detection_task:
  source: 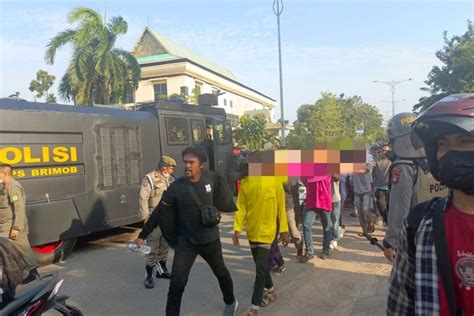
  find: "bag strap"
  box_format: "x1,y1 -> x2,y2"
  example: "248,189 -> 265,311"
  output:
187,181 -> 203,207
406,197 -> 440,257
432,203 -> 458,316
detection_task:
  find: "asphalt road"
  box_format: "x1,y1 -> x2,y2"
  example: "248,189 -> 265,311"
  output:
40,209 -> 392,316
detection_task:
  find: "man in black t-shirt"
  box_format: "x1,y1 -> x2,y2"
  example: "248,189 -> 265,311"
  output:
136,145 -> 238,316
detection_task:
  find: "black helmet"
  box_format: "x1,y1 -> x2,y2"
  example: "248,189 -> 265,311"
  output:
386,112 -> 425,158
411,93 -> 474,179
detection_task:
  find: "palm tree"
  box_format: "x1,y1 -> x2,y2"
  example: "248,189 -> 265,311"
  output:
45,7 -> 140,105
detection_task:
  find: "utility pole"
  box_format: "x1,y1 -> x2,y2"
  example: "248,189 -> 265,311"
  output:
372,78 -> 412,117
273,0 -> 285,147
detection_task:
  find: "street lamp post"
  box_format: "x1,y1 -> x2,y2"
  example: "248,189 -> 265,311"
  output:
273,0 -> 285,147
372,78 -> 412,117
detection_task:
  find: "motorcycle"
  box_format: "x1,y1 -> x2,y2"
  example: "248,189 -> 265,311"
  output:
0,272 -> 82,316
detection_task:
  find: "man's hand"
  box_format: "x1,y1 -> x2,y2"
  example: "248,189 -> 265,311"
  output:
280,232 -> 290,247
384,247 -> 395,262
135,238 -> 144,248
9,229 -> 19,239
233,231 -> 240,247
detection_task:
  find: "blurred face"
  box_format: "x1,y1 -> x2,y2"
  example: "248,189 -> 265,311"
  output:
183,154 -> 203,179
436,133 -> 474,160
166,166 -> 175,175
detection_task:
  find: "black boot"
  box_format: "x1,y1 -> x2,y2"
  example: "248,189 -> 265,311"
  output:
156,260 -> 171,279
22,268 -> 40,284
144,265 -> 155,289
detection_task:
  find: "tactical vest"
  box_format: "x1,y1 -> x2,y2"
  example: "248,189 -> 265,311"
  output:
146,174 -> 170,210
388,159 -> 448,210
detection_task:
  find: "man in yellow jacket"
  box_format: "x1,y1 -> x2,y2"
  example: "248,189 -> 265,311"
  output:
233,175 -> 289,316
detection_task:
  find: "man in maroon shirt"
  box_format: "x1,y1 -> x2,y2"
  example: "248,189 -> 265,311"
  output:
387,94 -> 474,315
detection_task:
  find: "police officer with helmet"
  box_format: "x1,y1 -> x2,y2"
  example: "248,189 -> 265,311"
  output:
0,164 -> 40,283
388,94 -> 474,315
139,156 -> 176,289
382,112 -> 448,262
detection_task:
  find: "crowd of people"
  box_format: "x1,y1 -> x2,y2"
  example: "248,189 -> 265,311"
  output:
134,93 -> 473,316
1,93 -> 473,315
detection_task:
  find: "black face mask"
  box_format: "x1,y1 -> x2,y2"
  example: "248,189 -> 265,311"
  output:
437,150 -> 474,195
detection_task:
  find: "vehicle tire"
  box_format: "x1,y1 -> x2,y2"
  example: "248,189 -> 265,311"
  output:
65,304 -> 83,316
32,238 -> 77,266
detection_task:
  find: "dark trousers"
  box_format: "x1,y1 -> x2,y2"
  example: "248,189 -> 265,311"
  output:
166,239 -> 235,316
251,246 -> 274,307
375,189 -> 388,217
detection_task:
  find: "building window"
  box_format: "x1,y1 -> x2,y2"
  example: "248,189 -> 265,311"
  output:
230,100 -> 233,108
180,86 -> 189,97
165,117 -> 189,145
223,99 -> 227,106
194,82 -> 203,95
227,114 -> 239,128
154,82 -> 167,101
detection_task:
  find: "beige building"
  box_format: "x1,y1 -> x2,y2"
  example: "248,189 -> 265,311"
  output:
131,27 -> 276,126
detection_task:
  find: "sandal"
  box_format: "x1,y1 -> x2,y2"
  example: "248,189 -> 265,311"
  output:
260,291 -> 277,307
247,309 -> 258,316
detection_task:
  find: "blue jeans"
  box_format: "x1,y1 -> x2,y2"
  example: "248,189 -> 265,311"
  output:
317,210 -> 332,255
303,209 -> 332,255
303,210 -> 316,255
331,201 -> 341,241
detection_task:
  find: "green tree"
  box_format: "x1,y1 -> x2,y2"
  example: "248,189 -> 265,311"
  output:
234,115 -> 268,150
29,69 -> 56,102
288,93 -> 384,148
47,94 -> 57,103
186,88 -> 200,105
45,7 -> 141,105
414,20 -> 474,111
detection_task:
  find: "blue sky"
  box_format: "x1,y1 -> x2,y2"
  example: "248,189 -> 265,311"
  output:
1,0 -> 472,123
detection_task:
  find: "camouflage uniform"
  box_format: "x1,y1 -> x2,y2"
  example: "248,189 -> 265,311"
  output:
0,179 -> 37,272
140,170 -> 174,266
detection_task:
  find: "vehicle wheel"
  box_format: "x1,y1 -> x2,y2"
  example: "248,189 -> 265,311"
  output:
65,304 -> 83,316
32,238 -> 77,266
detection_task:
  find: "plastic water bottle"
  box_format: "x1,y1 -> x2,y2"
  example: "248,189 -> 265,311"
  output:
127,242 -> 151,255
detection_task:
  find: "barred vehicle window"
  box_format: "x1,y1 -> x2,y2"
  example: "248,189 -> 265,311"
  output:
97,125 -> 142,189
165,117 -> 189,145
191,119 -> 205,143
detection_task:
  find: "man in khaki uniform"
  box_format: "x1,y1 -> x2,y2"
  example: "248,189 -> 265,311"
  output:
140,156 -> 176,289
0,164 -> 39,283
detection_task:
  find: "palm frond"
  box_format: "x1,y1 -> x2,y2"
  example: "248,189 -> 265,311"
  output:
45,29 -> 76,64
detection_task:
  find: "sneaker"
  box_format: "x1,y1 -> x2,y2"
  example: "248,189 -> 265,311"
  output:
320,252 -> 329,260
156,261 -> 171,279
329,240 -> 338,250
223,299 -> 239,316
273,264 -> 287,275
338,226 -> 346,240
299,253 -> 314,263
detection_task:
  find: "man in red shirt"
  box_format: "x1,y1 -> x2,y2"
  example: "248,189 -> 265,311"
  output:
387,94 -> 474,315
